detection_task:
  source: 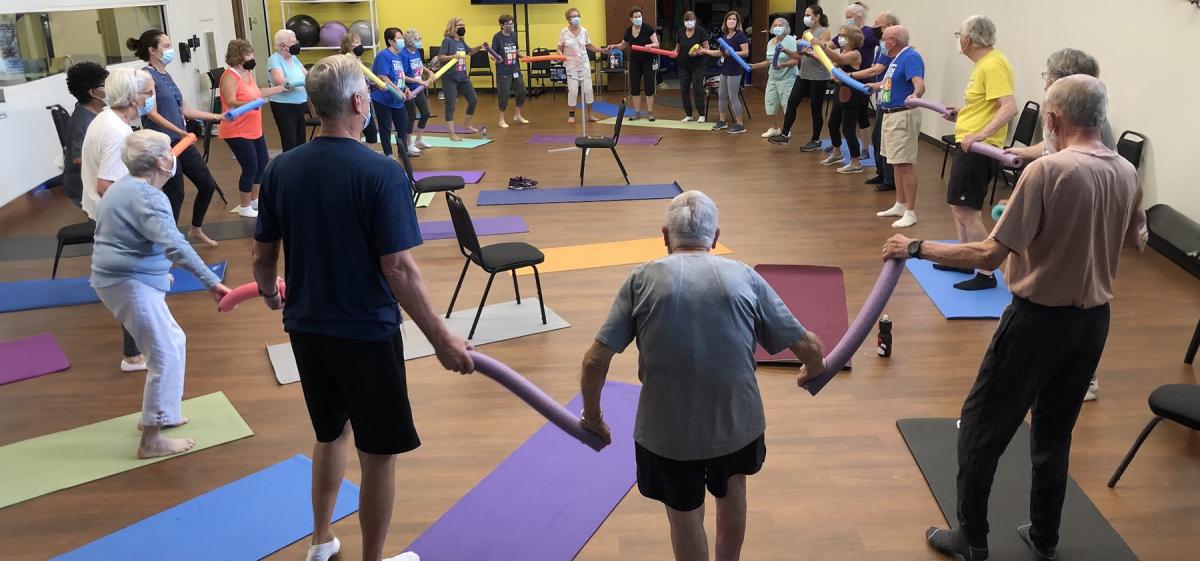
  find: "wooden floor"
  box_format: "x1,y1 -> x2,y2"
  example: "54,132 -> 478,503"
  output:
1,88 -> 1197,561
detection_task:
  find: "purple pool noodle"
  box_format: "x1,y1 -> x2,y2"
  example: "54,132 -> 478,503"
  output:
969,142 -> 1022,168
797,39 -> 811,50
716,37 -> 751,73
905,97 -> 955,118
772,44 -> 782,69
385,83 -> 407,101
224,98 -> 267,121
802,259 -> 903,395
469,351 -> 606,451
485,44 -> 503,62
408,84 -> 425,97
831,67 -> 872,96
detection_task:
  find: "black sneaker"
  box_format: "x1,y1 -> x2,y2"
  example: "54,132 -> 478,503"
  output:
954,273 -> 998,291
926,527 -> 989,561
799,140 -> 822,152
1017,525 -> 1058,561
933,264 -> 974,274
865,175 -> 885,185
768,134 -> 790,145
711,121 -> 728,131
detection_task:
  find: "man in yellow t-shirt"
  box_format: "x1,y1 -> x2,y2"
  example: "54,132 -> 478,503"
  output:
940,15 -> 1016,291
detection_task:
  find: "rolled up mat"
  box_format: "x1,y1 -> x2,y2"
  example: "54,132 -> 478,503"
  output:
905,97 -> 957,118
218,279 -> 285,312
970,142 -> 1022,168
991,204 -> 1006,221
716,37 -> 751,73
223,98 -> 266,121
171,133 -> 197,156
470,352 -> 604,450
477,182 -> 683,206
0,332 -> 70,386
406,382 -> 639,561
753,265 -> 849,366
520,54 -> 566,63
831,67 -> 872,95
0,261 -> 227,314
632,44 -> 677,58
50,455 -> 358,561
801,259 -> 902,395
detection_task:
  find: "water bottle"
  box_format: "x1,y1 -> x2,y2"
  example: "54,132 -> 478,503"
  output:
877,314 -> 892,357
480,127 -> 488,140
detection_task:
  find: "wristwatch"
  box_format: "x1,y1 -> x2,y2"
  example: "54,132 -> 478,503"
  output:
907,239 -> 924,259
259,286 -> 279,298
581,409 -> 603,422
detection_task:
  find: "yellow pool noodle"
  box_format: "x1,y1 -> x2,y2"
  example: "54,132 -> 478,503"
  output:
802,31 -> 835,72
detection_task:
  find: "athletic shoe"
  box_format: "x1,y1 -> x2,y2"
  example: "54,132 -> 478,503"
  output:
727,124 -> 746,134
1084,379 -> 1099,402
711,121 -> 728,131
697,116 -> 707,123
120,357 -> 148,372
647,113 -> 656,122
383,552 -> 421,561
306,537 -> 341,561
629,112 -> 641,121
926,527 -> 989,561
954,273 -> 998,291
933,264 -> 975,274
416,139 -> 433,149
236,205 -> 258,218
681,116 -> 693,122
876,204 -> 906,217
408,144 -> 421,156
1017,524 -> 1058,560
761,127 -> 781,138
768,134 -> 790,145
250,198 -> 259,211
567,116 -> 576,124
836,164 -> 864,174
799,140 -> 823,152
891,212 -> 918,228
865,175 -> 885,185
819,154 -> 842,166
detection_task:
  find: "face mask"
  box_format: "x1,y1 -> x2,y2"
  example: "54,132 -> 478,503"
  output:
684,20 -> 695,30
838,36 -> 849,48
138,94 -> 156,117
803,16 -> 814,27
166,154 -> 178,176
570,16 -> 581,26
772,26 -> 785,37
243,58 -> 257,70
456,27 -> 466,38
395,37 -> 406,49
358,95 -> 371,132
955,37 -> 964,54
413,40 -> 422,50
872,26 -> 883,36
504,24 -> 515,33
288,43 -> 301,56
632,17 -> 643,26
353,44 -> 365,57
161,48 -> 176,65
1043,116 -> 1058,154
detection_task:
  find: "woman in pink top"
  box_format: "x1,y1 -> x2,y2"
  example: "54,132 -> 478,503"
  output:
219,39 -> 290,217
557,7 -> 604,124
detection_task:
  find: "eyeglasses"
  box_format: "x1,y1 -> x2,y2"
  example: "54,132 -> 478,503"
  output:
1040,72 -> 1056,80
953,32 -> 962,38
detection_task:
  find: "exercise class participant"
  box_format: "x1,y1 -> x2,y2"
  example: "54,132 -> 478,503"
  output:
559,7 -> 604,124
340,32 -> 379,146
705,11 -> 749,134
580,190 -> 825,561
605,6 -> 660,121
492,14 -> 530,128
675,11 -> 709,122
400,28 -> 434,152
749,18 -> 799,138
372,27 -> 415,158
868,25 -> 924,228
817,25 -> 867,174
62,62 -> 108,208
219,39 -> 291,218
436,16 -> 481,142
768,5 -> 830,148
885,75 -> 1146,561
267,28 -> 310,152
850,11 -> 901,190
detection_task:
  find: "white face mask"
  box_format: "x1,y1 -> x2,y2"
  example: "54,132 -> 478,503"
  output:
684,20 -> 695,30
1043,115 -> 1058,155
846,18 -> 857,26
956,37 -> 964,54
803,16 -> 814,27
838,36 -> 850,49
632,17 -> 642,26
160,154 -> 177,177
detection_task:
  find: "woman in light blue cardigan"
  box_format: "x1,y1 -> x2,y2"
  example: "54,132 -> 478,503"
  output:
91,129 -> 230,459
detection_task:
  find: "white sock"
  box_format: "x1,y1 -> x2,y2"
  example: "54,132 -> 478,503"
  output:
892,210 -> 918,228
383,553 -> 421,561
877,203 -> 906,217
306,537 -> 340,561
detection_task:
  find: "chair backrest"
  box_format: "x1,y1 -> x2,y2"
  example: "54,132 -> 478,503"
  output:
45,104 -> 71,150
1117,130 -> 1146,170
531,47 -> 552,71
612,98 -> 627,142
1010,100 -> 1040,148
429,46 -> 440,60
470,50 -> 491,71
445,191 -> 482,259
206,67 -> 224,90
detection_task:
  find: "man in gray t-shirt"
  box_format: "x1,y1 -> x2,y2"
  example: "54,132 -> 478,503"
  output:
579,191 -> 825,560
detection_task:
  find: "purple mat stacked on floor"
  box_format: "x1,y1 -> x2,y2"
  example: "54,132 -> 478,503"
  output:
0,332 -> 70,386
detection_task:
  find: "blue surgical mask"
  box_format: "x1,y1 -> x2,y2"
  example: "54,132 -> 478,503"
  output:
803,16 -> 814,27
395,37 -> 405,49
632,17 -> 643,26
414,40 -> 423,50
161,48 -> 176,65
570,16 -> 581,27
846,18 -> 857,27
138,94 -> 156,117
772,26 -> 785,36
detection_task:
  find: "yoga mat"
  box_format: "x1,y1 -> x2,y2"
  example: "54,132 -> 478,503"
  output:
0,392 -> 253,509
413,170 -> 486,183
528,134 -> 661,146
477,182 -> 683,206
904,249 -> 1011,319
752,265 -> 850,366
271,299 -> 570,384
0,262 -> 227,314
420,124 -> 479,134
419,216 -> 528,241
406,381 -> 640,561
199,220 -> 257,242
516,237 -> 732,276
898,419 -> 1138,561
590,101 -> 635,117
0,332 -> 70,386
415,192 -> 436,208
50,454 -> 358,561
598,117 -> 713,131
419,136 -> 492,149
819,138 -> 877,167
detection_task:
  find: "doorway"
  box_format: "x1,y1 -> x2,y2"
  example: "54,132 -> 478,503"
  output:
235,0 -> 271,84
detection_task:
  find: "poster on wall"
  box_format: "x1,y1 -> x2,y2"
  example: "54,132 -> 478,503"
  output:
0,14 -> 23,79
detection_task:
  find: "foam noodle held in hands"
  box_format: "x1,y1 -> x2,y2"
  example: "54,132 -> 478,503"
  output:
904,97 -> 956,118
218,279 -> 286,312
468,351 -> 606,451
831,67 -> 873,96
408,84 -> 426,97
969,142 -> 1022,168
716,37 -> 751,73
520,54 -> 567,63
485,44 -> 503,62
358,61 -> 388,89
801,31 -> 835,71
223,98 -> 268,121
632,44 -> 678,59
171,133 -> 197,157
801,259 -> 903,395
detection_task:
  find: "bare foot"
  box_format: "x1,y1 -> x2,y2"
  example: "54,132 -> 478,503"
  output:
448,134 -> 463,142
137,416 -> 190,431
137,434 -> 197,459
515,116 -> 530,124
189,227 -> 218,247
588,115 -> 602,123
498,120 -> 509,128
464,125 -> 479,134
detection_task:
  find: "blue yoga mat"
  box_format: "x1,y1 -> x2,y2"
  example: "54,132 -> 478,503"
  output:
477,182 -> 683,206
51,454 -> 359,561
905,250 -> 1011,319
589,101 -> 634,117
820,139 -> 877,167
0,261 -> 227,314
407,381 -> 639,561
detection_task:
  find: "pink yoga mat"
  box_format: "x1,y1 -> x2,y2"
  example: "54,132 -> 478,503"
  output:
413,170 -> 486,183
0,332 -> 70,385
753,265 -> 850,365
527,134 -> 661,146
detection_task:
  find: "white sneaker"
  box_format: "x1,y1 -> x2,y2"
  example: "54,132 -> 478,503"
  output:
681,116 -> 692,122
306,537 -> 341,561
876,203 -> 906,217
417,139 -> 432,149
384,553 -> 421,561
1084,379 -> 1099,402
761,127 -> 780,138
120,357 -> 148,372
408,144 -> 422,156
836,164 -> 864,174
698,116 -> 707,123
820,154 -> 843,166
250,199 -> 259,211
892,211 -> 918,228
236,205 -> 258,218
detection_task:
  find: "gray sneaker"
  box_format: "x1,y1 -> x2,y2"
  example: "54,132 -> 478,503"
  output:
711,121 -> 728,131
726,123 -> 747,134
799,140 -> 823,152
1017,524 -> 1057,560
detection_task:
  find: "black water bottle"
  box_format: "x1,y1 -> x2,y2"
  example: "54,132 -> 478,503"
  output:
877,314 -> 892,357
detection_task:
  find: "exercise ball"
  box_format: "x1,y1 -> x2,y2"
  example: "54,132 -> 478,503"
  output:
286,15 -> 320,48
348,20 -> 374,46
319,21 -> 348,48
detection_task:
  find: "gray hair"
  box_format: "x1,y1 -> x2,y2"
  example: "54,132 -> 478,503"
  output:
665,191 -> 719,248
307,54 -> 363,119
104,67 -> 152,109
878,11 -> 899,26
846,3 -> 866,19
960,15 -> 996,48
1044,74 -> 1107,130
1046,48 -> 1100,81
274,29 -> 296,49
121,129 -> 172,176
403,27 -> 422,48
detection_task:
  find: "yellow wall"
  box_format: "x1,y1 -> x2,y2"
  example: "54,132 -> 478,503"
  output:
769,0 -> 797,14
267,0 -> 607,88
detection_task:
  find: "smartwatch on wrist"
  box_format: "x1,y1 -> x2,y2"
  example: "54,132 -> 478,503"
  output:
907,239 -> 924,260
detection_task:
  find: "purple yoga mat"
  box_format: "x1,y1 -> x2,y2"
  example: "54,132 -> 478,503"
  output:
421,124 -> 478,134
419,216 -> 528,241
527,134 -> 662,146
412,170 -> 486,184
0,332 -> 70,385
407,381 -> 639,561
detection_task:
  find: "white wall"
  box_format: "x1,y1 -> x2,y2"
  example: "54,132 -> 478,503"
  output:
875,0 -> 1200,221
0,0 -> 236,208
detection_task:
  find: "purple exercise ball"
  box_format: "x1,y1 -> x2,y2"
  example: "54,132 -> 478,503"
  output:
318,21 -> 348,48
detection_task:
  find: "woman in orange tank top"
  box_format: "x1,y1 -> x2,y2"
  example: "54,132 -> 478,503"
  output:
219,39 -> 290,217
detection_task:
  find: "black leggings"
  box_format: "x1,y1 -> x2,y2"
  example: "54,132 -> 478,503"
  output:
162,143 -> 220,227
374,101 -> 410,156
781,78 -> 827,141
270,101 -> 308,152
678,64 -> 706,118
405,91 -> 431,133
123,327 -> 139,358
628,57 -> 656,97
829,101 -> 862,159
225,137 -> 269,193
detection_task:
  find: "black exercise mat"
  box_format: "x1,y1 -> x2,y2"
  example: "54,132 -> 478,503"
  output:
897,418 -> 1138,560
0,220 -> 256,262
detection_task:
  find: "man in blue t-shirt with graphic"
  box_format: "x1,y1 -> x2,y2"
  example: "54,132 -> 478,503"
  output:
867,25 -> 925,229
252,54 -> 473,561
850,11 -> 901,191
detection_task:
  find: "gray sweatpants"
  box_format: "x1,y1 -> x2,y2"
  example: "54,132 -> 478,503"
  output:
443,78 -> 478,122
497,72 -> 526,111
718,74 -> 743,120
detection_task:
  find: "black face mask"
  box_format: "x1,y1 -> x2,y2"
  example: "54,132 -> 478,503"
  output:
243,58 -> 257,70
872,26 -> 883,36
456,27 -> 466,38
288,43 -> 301,56
353,44 -> 365,57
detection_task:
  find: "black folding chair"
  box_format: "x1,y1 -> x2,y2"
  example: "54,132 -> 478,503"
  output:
576,98 -> 630,185
988,100 -> 1041,205
394,141 -> 465,207
1117,130 -> 1147,171
469,49 -> 494,90
1108,384 -> 1200,487
528,48 -> 554,91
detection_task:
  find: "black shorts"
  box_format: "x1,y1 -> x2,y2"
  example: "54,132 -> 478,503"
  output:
636,434 -> 766,512
289,330 -> 420,455
947,150 -> 998,210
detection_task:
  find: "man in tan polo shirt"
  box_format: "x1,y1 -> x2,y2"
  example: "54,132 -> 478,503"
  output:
883,74 -> 1146,561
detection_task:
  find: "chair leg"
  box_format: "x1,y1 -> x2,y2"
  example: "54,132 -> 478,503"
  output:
532,265 -> 547,325
941,146 -> 951,177
579,145 -> 587,185
611,148 -> 629,184
1186,317 -> 1200,364
511,270 -> 521,304
469,273 -> 497,340
1108,416 -> 1166,488
51,240 -> 65,279
446,258 -> 470,318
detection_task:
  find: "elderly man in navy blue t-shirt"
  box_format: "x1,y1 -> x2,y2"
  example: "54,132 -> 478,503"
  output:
252,54 -> 473,561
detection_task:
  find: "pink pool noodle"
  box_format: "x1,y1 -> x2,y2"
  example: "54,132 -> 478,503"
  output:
632,44 -> 677,59
218,279 -> 286,312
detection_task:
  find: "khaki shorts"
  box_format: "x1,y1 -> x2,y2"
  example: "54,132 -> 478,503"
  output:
881,110 -> 922,164
764,77 -> 795,116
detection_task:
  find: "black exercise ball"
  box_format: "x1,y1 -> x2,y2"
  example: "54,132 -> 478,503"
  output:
286,15 -> 320,48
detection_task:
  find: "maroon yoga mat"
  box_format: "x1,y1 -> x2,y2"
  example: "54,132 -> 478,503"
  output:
0,332 -> 70,385
753,265 -> 850,365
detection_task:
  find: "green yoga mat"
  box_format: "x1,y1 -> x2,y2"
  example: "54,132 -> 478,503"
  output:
0,392 -> 253,509
419,136 -> 493,149
598,117 -> 713,131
